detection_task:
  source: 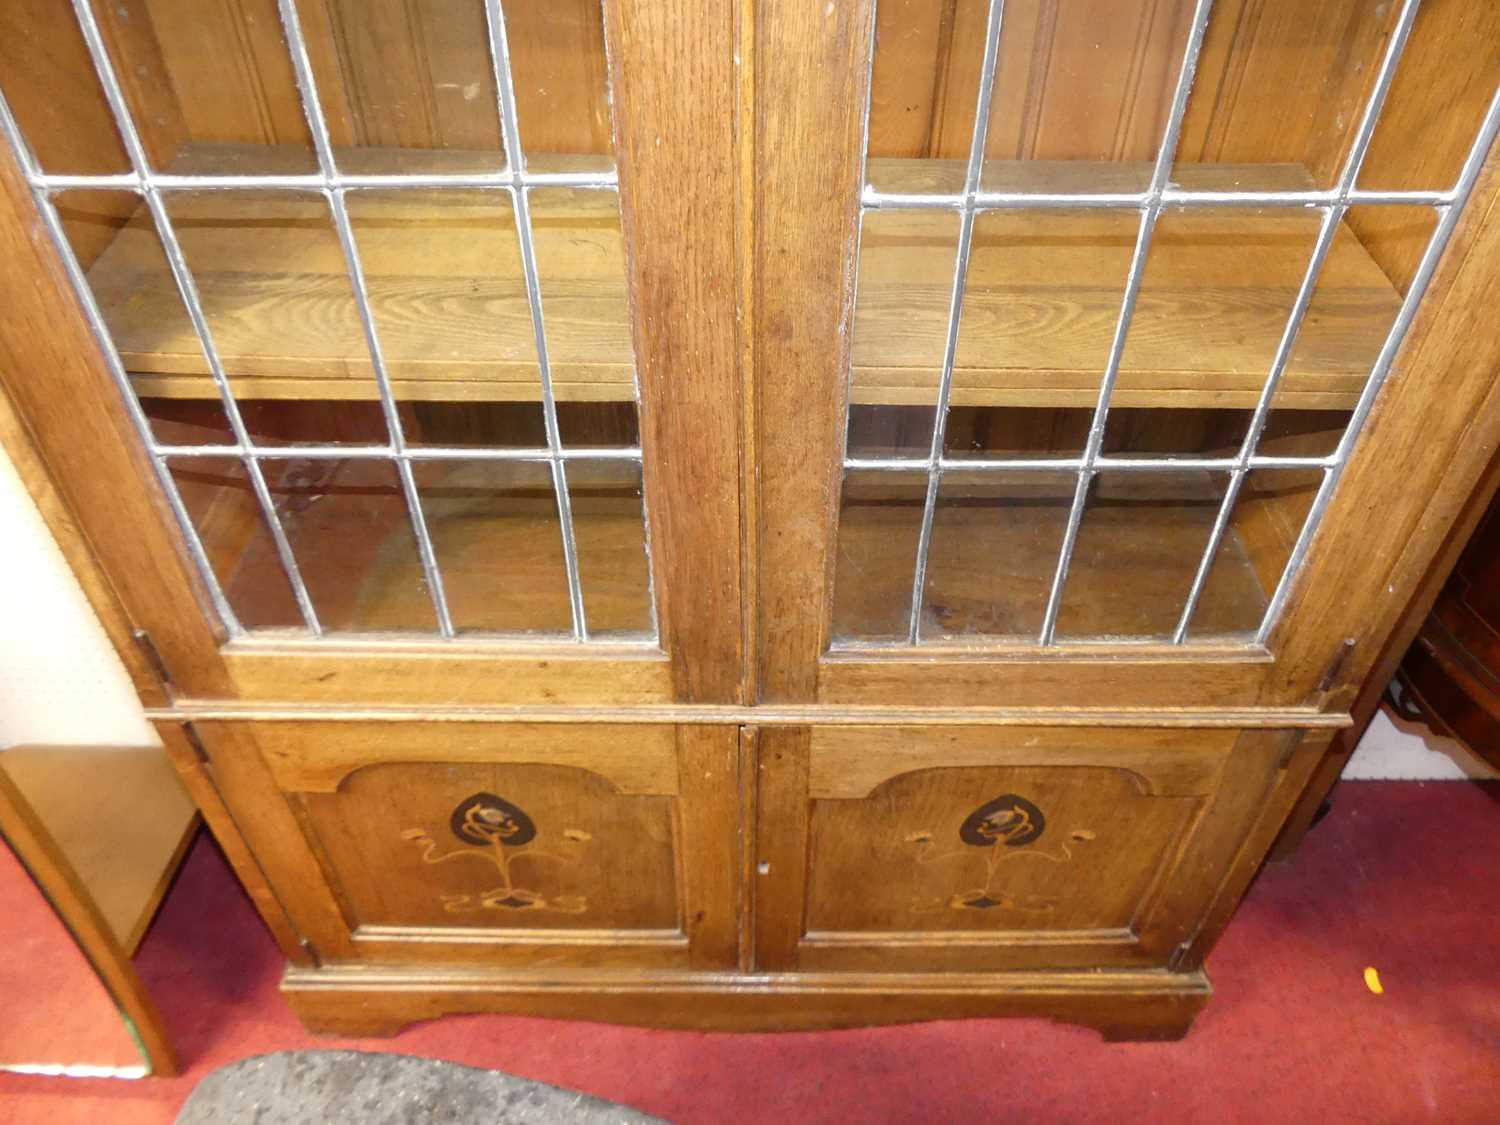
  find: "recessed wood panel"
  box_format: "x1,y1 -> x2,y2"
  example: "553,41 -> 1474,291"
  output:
301,760 -> 678,932
806,765 -> 1197,935
193,720 -> 742,972
756,726 -> 1289,974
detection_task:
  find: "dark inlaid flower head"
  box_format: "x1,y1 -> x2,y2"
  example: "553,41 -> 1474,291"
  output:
959,794 -> 1046,848
450,792 -> 536,848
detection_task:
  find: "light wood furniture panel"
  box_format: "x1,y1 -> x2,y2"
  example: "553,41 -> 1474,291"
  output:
0,746 -> 198,1076
1,0 -> 1499,1041
0,747 -> 197,953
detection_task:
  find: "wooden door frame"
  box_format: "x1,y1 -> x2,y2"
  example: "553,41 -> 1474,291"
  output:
750,0 -> 1500,714
1270,436 -> 1500,860
0,142 -> 230,697
0,0 -> 743,709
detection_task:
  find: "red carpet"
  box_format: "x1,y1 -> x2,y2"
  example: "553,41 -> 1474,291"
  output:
0,844 -> 143,1073
2,780 -> 1497,1124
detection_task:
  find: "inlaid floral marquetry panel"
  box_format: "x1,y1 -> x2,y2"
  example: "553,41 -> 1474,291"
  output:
806,766 -> 1199,934
300,761 -> 679,931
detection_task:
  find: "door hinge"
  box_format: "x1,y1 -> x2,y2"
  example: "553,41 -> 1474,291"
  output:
131,628 -> 173,691
181,722 -> 211,767
1276,731 -> 1301,771
299,937 -> 321,965
1317,637 -> 1358,694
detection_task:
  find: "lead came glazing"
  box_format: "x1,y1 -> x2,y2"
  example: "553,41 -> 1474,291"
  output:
834,0 -> 1500,648
0,0 -> 654,644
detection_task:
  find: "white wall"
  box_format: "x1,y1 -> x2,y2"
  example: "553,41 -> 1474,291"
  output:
0,442 -> 1495,775
0,444 -> 156,748
1344,705 -> 1499,779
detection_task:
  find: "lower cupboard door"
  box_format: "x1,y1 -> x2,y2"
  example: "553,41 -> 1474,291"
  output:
752,725 -> 1303,973
188,721 -> 740,970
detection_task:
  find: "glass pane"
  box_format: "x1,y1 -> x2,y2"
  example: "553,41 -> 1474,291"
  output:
159,190 -> 376,403
167,456 -> 303,630
1252,411 -> 1343,461
1054,470 -> 1233,641
0,3 -> 130,174
1173,0 -> 1399,192
847,209 -> 959,458
1190,467 -> 1323,640
143,0 -> 317,176
530,187 -> 638,447
944,405 -> 1258,466
945,407 -> 1087,462
864,0 -> 979,196
405,401 -> 546,448
143,400 -> 237,446
290,0 -> 503,174
957,209 -> 1139,408
571,460 -> 653,638
923,471 -> 1074,641
414,459 -> 571,635
1265,205 -> 1439,457
270,457 -> 434,633
345,188 -> 543,422
507,0 -> 614,172
1359,0 -> 1500,192
979,0 -> 1196,196
3,2 -> 651,649
866,0 -> 1198,196
557,403 -> 639,450
831,469 -> 926,642
237,400 -> 392,447
1100,408 -> 1247,459
1122,207 -> 1324,408
54,189 -> 236,445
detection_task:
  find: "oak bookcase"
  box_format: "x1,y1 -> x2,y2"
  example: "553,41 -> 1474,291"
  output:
2,0 -> 1498,1039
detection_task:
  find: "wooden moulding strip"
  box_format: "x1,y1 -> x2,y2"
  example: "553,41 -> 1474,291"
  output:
283,963 -> 1211,994
280,963 -> 1211,1038
142,702 -> 1353,729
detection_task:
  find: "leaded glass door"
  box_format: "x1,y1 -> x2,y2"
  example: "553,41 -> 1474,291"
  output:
755,0 -> 1500,709
0,0 -> 740,706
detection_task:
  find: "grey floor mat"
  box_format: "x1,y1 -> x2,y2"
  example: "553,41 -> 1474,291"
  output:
174,1049 -> 668,1125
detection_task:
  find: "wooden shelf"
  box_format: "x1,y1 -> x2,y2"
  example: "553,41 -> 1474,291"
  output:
0,747 -> 199,955
833,468 -> 1308,642
82,148 -> 1400,410
855,160 -> 1401,412
84,145 -> 633,405
173,454 -> 654,636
